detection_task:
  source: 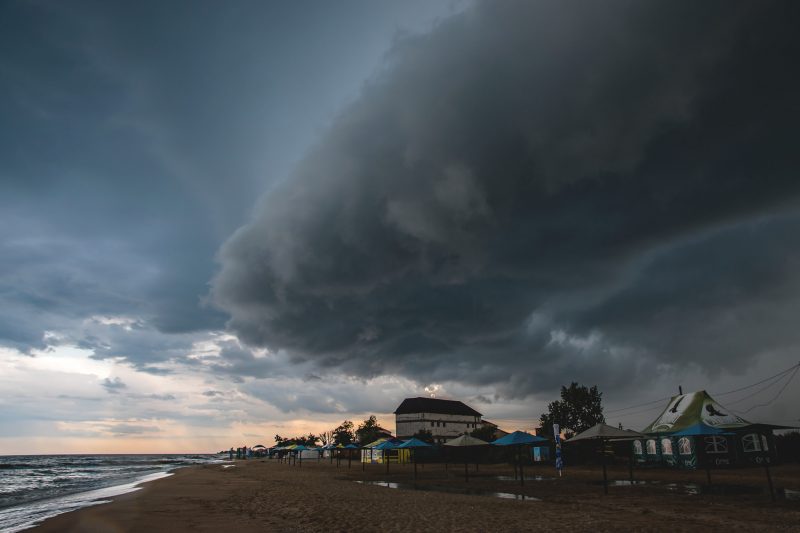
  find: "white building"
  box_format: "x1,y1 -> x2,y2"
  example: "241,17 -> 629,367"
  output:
394,397 -> 484,444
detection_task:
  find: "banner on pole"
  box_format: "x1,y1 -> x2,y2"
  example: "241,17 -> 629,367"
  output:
553,424 -> 563,473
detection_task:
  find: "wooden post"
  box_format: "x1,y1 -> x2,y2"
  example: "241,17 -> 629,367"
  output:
764,461 -> 776,502
385,450 -> 390,474
602,439 -> 608,495
628,452 -> 634,483
414,449 -> 418,480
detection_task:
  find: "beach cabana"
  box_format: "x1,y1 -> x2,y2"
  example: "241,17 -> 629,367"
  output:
444,434 -> 490,482
492,431 -> 548,486
567,424 -> 645,494
396,438 -> 432,479
635,390 -> 790,469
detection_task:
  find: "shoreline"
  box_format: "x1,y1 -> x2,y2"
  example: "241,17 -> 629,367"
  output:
2,469 -> 178,533
0,456 -> 224,533
28,460 -> 800,532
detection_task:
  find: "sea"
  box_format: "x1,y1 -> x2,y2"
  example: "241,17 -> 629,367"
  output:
0,454 -> 225,532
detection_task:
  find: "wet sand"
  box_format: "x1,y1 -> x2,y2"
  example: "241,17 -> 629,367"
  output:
31,459 -> 800,532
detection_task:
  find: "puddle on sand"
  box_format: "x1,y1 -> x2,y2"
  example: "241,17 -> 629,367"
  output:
221,465 -> 236,469
609,480 -> 649,486
355,480 -> 540,501
495,475 -> 553,482
630,481 -> 798,500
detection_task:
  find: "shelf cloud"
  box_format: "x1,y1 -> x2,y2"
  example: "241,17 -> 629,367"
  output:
213,0 -> 800,394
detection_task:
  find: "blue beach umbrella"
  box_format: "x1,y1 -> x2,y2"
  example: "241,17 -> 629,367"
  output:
293,445 -> 309,467
492,431 -> 547,486
396,438 -> 433,449
344,443 -> 359,468
374,440 -> 397,473
492,431 -> 548,446
397,438 -> 432,478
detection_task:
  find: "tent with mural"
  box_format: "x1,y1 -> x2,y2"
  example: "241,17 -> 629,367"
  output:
633,390 -> 790,469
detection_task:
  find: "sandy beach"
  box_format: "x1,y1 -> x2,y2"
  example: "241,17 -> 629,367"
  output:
30,459 -> 800,532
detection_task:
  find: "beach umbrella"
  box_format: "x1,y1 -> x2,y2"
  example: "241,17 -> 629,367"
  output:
492,431 -> 548,486
397,438 -> 433,479
444,434 -> 489,482
374,440 -> 398,474
345,443 -> 360,469
335,443 -> 346,467
361,438 -> 388,471
293,445 -> 309,467
320,443 -> 335,463
444,434 -> 490,447
492,431 -> 548,446
567,424 -> 644,494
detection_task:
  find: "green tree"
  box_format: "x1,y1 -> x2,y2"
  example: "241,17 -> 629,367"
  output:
539,382 -> 604,438
411,428 -> 435,444
470,425 -> 497,442
356,415 -> 381,445
333,420 -> 355,445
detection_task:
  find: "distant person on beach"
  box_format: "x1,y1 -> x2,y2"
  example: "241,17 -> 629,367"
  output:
229,448 -> 233,461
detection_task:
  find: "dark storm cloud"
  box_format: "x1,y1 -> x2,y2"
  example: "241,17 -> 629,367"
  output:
0,0 -> 458,362
213,0 -> 800,394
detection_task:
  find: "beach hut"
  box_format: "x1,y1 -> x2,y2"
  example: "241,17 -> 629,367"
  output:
636,390 -> 790,469
567,424 -> 645,494
444,434 -> 490,482
492,431 -> 548,486
396,438 -> 433,479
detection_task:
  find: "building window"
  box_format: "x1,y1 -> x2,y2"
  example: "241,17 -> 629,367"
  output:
661,438 -> 674,455
430,422 -> 434,427
704,436 -> 727,454
436,422 -> 440,427
442,422 -> 446,427
678,437 -> 692,455
646,439 -> 657,455
742,433 -> 762,452
633,440 -> 643,455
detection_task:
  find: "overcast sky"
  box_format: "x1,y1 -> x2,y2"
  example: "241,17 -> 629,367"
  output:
1,0 -> 799,454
